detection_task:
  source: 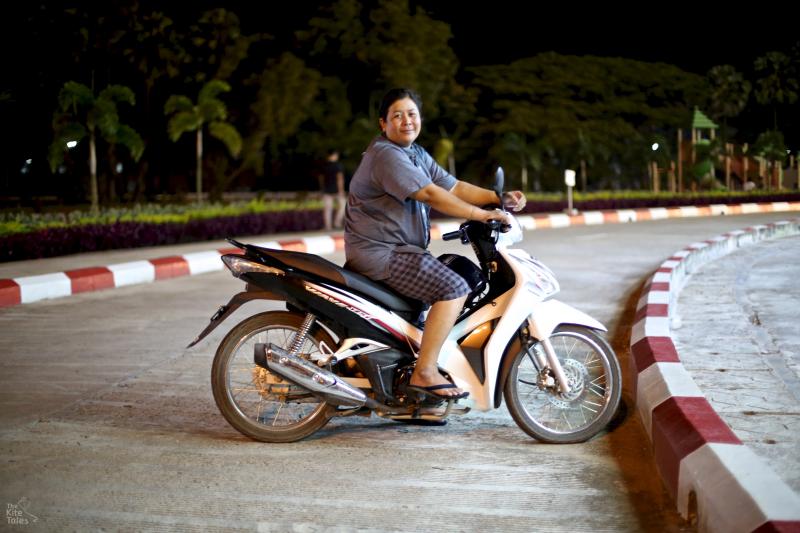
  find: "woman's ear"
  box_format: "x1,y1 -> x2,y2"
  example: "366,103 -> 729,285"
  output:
378,118 -> 386,132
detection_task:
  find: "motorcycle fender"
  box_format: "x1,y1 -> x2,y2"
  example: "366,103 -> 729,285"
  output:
526,299 -> 606,340
490,300 -> 606,409
186,289 -> 280,348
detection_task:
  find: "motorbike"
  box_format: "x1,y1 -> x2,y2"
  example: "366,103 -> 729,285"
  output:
188,170 -> 621,443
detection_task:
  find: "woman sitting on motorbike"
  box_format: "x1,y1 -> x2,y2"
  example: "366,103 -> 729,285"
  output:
344,88 -> 526,399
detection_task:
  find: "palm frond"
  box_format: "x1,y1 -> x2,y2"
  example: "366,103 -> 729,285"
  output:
99,85 -> 136,107
58,81 -> 94,112
198,79 -> 231,102
167,111 -> 202,141
91,99 -> 121,137
116,124 -> 145,161
209,121 -> 243,158
198,99 -> 227,121
164,94 -> 194,115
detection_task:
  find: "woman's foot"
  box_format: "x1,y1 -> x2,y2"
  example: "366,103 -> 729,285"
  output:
409,368 -> 468,399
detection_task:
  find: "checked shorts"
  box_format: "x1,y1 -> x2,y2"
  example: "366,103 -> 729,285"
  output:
382,251 -> 470,304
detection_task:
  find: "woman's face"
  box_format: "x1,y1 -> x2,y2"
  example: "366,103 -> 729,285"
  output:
379,97 -> 421,147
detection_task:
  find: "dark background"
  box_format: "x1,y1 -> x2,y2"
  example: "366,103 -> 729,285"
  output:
1,1 -> 797,201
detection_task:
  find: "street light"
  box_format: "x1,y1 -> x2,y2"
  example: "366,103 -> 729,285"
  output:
66,140 -> 77,149
652,142 -> 659,151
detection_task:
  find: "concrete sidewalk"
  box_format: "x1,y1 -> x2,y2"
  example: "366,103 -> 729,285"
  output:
630,220 -> 800,532
674,235 -> 800,493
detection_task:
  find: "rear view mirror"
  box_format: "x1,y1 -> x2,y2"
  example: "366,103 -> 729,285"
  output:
492,167 -> 504,205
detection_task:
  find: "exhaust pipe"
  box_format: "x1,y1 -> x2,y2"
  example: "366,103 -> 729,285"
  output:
254,343 -> 367,408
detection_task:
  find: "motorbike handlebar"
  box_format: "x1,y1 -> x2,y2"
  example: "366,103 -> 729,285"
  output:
441,230 -> 462,241
486,219 -> 512,233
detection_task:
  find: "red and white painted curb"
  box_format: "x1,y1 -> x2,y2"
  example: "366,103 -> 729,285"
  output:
630,218 -> 800,532
2,201 -> 799,309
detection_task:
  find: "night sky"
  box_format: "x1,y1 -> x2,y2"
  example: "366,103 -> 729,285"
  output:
1,1 -> 797,192
119,0 -> 798,74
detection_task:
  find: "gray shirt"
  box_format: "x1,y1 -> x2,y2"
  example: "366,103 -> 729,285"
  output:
344,135 -> 457,280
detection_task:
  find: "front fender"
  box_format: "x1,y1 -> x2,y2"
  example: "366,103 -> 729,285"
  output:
527,299 -> 606,340
490,299 -> 606,409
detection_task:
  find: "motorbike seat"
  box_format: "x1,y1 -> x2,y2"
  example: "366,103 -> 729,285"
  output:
251,246 -> 424,314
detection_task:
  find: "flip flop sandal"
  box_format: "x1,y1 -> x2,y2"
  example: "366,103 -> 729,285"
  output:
407,383 -> 469,400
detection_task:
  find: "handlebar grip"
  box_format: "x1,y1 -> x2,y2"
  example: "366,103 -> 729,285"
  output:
486,219 -> 512,233
442,230 -> 462,241
486,219 -> 502,230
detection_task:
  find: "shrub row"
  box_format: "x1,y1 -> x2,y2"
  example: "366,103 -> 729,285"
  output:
1,209 -> 322,262
2,192 -> 798,263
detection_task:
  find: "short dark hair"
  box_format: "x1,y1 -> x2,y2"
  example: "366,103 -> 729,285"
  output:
378,88 -> 422,121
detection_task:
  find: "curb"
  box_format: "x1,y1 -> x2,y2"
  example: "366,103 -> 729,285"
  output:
629,217 -> 800,532
2,201 -> 799,309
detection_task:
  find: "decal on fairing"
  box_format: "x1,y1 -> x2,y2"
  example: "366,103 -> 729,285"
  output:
303,282 -> 415,342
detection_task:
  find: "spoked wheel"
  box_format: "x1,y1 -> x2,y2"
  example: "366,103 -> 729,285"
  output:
504,325 -> 621,443
211,311 -> 336,443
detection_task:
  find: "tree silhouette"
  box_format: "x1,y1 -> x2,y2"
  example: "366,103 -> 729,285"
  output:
49,81 -> 144,213
754,51 -> 799,131
165,80 -> 243,203
706,65 -> 751,141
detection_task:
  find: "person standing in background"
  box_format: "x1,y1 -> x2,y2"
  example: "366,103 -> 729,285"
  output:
320,149 -> 346,230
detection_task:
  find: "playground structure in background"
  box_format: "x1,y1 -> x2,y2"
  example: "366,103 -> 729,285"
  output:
649,108 -> 798,192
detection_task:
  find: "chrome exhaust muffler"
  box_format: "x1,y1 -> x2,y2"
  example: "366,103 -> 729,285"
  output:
254,343 -> 367,408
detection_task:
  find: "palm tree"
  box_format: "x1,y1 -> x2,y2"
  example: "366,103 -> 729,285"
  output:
164,79 -> 242,203
49,82 -> 144,213
753,130 -> 787,189
706,65 -> 751,141
753,52 -> 799,131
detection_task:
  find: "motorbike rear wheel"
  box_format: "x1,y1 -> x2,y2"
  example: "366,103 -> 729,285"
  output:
211,311 -> 336,443
504,325 -> 621,443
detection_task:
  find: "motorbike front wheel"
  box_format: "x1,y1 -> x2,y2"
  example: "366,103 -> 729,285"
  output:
504,325 -> 621,443
211,311 -> 336,443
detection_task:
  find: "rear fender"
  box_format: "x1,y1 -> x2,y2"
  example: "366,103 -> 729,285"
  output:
186,289 -> 280,348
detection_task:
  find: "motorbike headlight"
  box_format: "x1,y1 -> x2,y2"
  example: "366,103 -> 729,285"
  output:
221,254 -> 285,278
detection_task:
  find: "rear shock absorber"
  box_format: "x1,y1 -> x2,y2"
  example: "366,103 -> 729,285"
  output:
288,312 -> 317,355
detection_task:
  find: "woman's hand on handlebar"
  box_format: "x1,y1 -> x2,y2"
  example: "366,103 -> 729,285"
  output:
475,207 -> 513,227
502,191 -> 526,212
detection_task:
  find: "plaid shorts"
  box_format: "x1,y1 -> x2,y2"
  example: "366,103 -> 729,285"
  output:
383,251 -> 470,304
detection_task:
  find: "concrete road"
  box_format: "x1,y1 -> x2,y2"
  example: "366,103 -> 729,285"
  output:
0,213 -> 791,531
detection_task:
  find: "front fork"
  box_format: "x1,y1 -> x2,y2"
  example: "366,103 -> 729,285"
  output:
526,318 -> 571,394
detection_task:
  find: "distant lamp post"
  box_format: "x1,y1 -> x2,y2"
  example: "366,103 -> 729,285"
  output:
650,142 -> 661,193
564,169 -> 577,215
66,140 -> 78,149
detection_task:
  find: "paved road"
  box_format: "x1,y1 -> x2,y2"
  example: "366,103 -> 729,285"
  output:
673,235 -> 800,493
0,213 -> 791,531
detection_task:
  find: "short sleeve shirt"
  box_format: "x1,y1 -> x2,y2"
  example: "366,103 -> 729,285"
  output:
344,135 -> 457,280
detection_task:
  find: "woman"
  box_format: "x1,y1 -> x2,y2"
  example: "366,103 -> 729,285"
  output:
344,88 -> 525,399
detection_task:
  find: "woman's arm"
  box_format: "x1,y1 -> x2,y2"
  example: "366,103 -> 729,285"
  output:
411,184 -> 509,223
449,180 -> 499,207
451,180 -> 527,211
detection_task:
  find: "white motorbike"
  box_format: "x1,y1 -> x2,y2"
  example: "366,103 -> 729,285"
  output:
189,171 -> 621,443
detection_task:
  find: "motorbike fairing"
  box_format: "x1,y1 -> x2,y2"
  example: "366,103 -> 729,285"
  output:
437,245 -> 607,412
